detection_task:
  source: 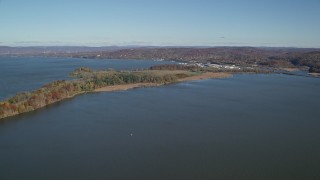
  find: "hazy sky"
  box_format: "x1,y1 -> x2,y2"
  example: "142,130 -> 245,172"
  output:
0,0 -> 319,47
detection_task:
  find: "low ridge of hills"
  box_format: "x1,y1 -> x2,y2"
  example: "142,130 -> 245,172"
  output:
1,46 -> 319,73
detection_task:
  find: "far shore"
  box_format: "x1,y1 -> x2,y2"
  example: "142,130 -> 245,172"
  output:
94,72 -> 232,92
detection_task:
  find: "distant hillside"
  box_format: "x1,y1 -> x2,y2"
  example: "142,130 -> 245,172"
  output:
67,47 -> 320,71
1,46 -> 320,72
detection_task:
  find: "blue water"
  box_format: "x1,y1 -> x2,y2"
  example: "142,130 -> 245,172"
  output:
0,56 -> 174,100
0,57 -> 320,180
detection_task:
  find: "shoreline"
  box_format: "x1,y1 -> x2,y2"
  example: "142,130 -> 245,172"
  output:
0,91 -> 85,120
178,72 -> 232,82
309,72 -> 320,77
94,72 -> 232,92
0,72 -> 232,120
278,67 -> 301,72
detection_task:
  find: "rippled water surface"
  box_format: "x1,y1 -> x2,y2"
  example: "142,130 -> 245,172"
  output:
0,56 -> 174,100
0,57 -> 320,180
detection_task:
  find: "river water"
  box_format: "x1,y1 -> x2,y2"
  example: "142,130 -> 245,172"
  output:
0,57 -> 320,180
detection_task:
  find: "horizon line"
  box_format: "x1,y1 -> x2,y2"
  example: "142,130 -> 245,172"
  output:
1,45 -> 320,49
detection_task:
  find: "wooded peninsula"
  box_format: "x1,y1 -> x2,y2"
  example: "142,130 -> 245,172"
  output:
1,64 -> 245,119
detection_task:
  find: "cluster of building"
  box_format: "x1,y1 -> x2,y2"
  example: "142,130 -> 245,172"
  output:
178,62 -> 241,70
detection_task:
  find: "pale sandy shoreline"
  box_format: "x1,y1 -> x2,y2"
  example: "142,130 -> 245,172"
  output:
94,72 -> 232,92
309,72 -> 320,77
178,72 -> 232,82
94,83 -> 162,92
278,67 -> 301,72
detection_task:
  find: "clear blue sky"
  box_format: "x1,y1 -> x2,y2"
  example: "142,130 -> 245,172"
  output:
0,0 -> 319,47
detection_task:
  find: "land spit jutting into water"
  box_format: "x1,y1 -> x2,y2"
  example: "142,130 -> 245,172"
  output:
2,64 -> 266,120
